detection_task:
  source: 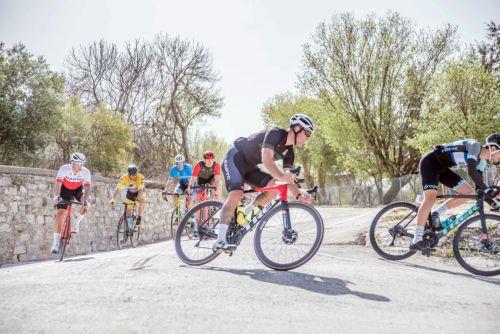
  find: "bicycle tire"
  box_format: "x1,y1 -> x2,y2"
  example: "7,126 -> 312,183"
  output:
369,201 -> 417,260
170,208 -> 180,238
254,202 -> 324,271
453,214 -> 500,276
58,218 -> 70,262
116,215 -> 128,249
130,223 -> 141,248
175,200 -> 222,266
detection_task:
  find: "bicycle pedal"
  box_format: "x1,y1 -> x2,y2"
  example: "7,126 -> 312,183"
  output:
422,248 -> 436,257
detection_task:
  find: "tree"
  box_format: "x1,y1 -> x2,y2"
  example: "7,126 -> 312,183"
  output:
190,130 -> 230,164
53,97 -> 134,175
409,61 -> 500,153
64,35 -> 223,173
476,21 -> 500,77
0,43 -> 65,165
153,34 -> 223,160
262,94 -> 339,189
300,12 -> 457,203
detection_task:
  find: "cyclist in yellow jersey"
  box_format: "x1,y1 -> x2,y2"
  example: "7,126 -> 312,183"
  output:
109,164 -> 146,226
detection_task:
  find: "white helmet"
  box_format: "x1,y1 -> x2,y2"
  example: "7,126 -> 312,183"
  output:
175,154 -> 185,163
70,152 -> 86,164
290,114 -> 314,132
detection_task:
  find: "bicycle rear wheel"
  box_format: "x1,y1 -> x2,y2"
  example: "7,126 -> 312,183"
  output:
58,219 -> 70,261
175,200 -> 222,266
369,202 -> 417,260
116,215 -> 128,249
254,202 -> 324,271
453,214 -> 500,276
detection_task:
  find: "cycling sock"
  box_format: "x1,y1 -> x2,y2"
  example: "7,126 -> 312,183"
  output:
413,226 -> 424,243
217,224 -> 228,242
244,204 -> 255,216
435,204 -> 447,216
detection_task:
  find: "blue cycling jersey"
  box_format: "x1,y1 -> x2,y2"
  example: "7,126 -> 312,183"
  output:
168,164 -> 193,184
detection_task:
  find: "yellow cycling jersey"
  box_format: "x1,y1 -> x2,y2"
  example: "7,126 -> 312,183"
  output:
117,173 -> 145,192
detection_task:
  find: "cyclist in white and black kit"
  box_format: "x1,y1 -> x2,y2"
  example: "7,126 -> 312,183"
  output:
214,114 -> 315,251
410,134 -> 500,251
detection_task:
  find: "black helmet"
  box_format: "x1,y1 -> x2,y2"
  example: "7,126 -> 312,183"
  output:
127,164 -> 138,175
485,133 -> 500,149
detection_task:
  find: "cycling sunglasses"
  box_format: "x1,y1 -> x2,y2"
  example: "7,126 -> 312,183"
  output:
301,128 -> 312,138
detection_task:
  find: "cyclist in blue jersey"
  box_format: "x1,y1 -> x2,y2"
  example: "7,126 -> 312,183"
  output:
410,134 -> 500,251
165,154 -> 194,213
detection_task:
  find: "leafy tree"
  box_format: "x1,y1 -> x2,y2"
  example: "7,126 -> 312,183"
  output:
300,12 -> 457,203
409,61 -> 500,153
262,94 -> 339,189
190,130 -> 230,165
54,97 -> 134,175
477,21 -> 500,77
0,43 -> 65,164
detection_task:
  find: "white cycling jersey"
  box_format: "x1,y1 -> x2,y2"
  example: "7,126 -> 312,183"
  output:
56,164 -> 92,190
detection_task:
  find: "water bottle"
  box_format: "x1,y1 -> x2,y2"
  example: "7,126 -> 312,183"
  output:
127,216 -> 134,230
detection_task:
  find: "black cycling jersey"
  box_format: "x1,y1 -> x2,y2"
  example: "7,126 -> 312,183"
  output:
234,127 -> 294,168
223,127 -> 295,192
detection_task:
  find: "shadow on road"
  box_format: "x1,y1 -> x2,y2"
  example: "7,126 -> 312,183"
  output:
61,256 -> 95,263
189,266 -> 390,302
379,259 -> 500,286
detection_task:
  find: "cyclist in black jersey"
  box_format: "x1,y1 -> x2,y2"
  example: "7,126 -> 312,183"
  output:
214,114 -> 316,251
410,133 -> 500,251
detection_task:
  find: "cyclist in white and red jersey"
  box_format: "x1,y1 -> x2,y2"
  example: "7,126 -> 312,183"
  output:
50,152 -> 92,253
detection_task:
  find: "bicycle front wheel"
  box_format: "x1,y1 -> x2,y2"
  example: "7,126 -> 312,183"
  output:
175,200 -> 222,266
116,215 -> 128,249
369,202 -> 417,260
254,202 -> 324,271
453,214 -> 500,276
170,209 -> 181,238
130,224 -> 141,248
59,219 -> 70,261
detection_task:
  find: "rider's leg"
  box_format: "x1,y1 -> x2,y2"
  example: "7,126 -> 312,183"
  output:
413,189 -> 438,244
243,172 -> 275,215
52,208 -> 67,251
217,190 -> 244,243
433,170 -> 476,215
136,194 -> 145,225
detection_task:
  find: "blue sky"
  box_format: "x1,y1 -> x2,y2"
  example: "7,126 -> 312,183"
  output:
1,0 -> 498,142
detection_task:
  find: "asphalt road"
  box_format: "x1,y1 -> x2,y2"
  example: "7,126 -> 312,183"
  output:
1,207 -> 499,333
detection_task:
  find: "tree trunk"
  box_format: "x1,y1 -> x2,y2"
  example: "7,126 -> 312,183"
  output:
382,176 -> 411,204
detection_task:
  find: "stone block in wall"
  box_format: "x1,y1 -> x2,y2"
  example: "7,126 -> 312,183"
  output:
14,244 -> 26,255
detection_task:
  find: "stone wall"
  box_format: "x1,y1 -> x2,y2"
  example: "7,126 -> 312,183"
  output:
0,165 -> 172,265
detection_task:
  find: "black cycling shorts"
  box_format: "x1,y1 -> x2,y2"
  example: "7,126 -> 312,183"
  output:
419,151 -> 464,191
126,190 -> 139,202
57,185 -> 83,210
222,147 -> 273,192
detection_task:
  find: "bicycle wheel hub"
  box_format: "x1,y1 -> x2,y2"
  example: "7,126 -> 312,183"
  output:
282,229 -> 298,245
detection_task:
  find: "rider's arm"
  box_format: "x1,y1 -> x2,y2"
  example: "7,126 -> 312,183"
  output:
262,148 -> 285,181
54,181 -> 62,198
466,142 -> 487,190
81,185 -> 91,203
190,163 -> 200,189
165,178 -> 175,193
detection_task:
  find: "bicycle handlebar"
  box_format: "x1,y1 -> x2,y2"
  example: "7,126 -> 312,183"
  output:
191,185 -> 217,190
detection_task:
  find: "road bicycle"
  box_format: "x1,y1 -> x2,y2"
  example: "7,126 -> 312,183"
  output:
57,199 -> 86,261
175,167 -> 324,271
369,186 -> 500,276
116,201 -> 141,249
163,191 -> 190,238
